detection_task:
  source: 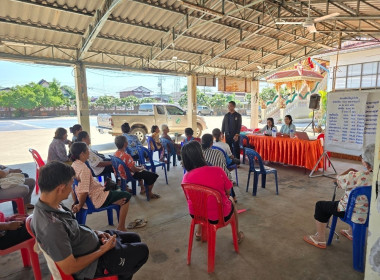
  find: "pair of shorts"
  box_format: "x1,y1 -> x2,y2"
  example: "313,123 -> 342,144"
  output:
190,203 -> 234,225
314,201 -> 345,223
101,190 -> 131,208
132,170 -> 158,186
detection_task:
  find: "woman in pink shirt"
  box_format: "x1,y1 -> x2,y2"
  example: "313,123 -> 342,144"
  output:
70,142 -> 132,231
181,141 -> 244,243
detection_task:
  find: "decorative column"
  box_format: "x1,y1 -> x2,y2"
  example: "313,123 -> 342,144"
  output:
250,80 -> 259,128
74,63 -> 90,135
187,74 -> 197,132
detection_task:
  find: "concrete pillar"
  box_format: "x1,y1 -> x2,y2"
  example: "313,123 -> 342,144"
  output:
280,108 -> 285,123
187,74 -> 197,132
250,80 -> 259,129
364,110 -> 380,278
74,63 -> 90,136
261,108 -> 266,122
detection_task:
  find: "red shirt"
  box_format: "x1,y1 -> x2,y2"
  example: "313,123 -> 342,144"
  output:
182,166 -> 232,221
114,150 -> 135,180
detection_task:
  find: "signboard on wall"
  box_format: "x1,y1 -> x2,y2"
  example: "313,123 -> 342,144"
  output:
218,77 -> 251,93
197,76 -> 216,87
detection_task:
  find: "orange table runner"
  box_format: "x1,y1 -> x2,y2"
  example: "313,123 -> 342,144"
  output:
246,134 -> 323,170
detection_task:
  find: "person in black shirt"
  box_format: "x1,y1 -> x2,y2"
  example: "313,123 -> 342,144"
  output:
221,101 -> 242,160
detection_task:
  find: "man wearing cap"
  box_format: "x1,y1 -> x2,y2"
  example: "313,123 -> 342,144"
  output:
31,161 -> 149,280
221,101 -> 242,160
303,144 -> 375,249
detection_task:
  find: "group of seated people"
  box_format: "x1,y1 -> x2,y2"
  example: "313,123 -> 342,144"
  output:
258,115 -> 296,136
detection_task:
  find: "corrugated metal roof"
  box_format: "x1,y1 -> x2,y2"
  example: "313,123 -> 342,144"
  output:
0,0 -> 379,79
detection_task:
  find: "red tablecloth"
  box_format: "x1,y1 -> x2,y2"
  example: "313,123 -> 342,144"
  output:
246,134 -> 323,170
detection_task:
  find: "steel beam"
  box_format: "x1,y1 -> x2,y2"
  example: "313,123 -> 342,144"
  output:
78,0 -> 124,60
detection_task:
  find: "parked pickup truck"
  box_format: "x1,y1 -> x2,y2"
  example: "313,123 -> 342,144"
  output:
97,103 -> 207,143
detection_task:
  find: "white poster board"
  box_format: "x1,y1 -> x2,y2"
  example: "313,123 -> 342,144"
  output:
325,90 -> 380,156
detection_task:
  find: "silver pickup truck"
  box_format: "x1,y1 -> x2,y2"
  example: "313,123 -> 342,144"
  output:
97,103 -> 207,143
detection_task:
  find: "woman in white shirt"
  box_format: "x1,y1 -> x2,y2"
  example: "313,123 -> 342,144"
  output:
280,115 -> 296,135
260,118 -> 277,135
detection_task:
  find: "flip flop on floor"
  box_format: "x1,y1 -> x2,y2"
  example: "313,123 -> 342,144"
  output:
150,193 -> 161,199
127,219 -> 147,229
303,235 -> 326,249
340,229 -> 353,241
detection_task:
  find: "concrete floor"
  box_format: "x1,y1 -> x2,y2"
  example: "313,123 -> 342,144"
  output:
0,155 -> 365,280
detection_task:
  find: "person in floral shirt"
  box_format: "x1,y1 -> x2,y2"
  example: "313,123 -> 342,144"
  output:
303,144 -> 375,249
121,122 -> 143,161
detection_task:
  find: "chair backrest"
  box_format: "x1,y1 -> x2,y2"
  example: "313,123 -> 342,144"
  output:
239,135 -> 249,148
317,133 -> 325,140
29,148 -> 45,169
26,215 -> 75,280
72,179 -> 96,212
245,148 -> 265,172
345,186 -> 372,226
160,137 -> 171,151
181,183 -> 225,226
211,146 -> 228,158
146,136 -> 158,152
241,125 -> 248,132
194,137 -> 201,142
137,146 -> 154,166
110,155 -> 134,181
84,161 -> 96,177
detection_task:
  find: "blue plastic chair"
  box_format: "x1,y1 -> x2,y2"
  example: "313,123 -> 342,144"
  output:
146,136 -> 163,160
109,155 -> 137,195
72,179 -> 120,226
327,186 -> 372,272
211,146 -> 239,186
84,161 -> 104,182
137,146 -> 168,184
160,137 -> 177,171
239,135 -> 250,164
245,148 -> 279,196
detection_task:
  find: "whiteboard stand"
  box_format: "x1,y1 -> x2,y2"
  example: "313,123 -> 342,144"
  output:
309,150 -> 337,178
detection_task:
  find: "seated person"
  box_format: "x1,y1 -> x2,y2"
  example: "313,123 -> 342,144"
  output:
260,117 -> 277,135
70,124 -> 82,142
160,124 -> 181,161
47,128 -> 72,163
279,115 -> 296,136
201,134 -> 237,202
0,165 -> 35,209
77,131 -> 113,179
212,128 -> 240,165
114,136 -> 160,199
70,142 -> 131,232
303,144 -> 375,249
183,127 -> 194,144
150,125 -> 164,161
181,141 -> 244,243
0,212 -> 31,250
121,122 -> 144,161
31,161 -> 149,280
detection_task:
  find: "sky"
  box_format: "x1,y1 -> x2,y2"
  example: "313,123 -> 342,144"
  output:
0,60 -> 190,97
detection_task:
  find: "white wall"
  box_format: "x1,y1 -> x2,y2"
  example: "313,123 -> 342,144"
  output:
330,47 -> 380,66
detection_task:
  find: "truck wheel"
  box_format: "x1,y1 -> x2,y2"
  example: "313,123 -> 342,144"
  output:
198,111 -> 202,116
196,123 -> 203,137
131,128 -> 146,144
210,111 -> 213,116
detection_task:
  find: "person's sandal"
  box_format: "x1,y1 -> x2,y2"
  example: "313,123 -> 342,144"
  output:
195,233 -> 202,241
238,231 -> 244,244
303,235 -> 326,249
340,229 -> 353,241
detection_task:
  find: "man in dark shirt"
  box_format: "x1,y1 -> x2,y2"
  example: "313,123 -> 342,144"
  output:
31,161 -> 148,280
221,101 -> 242,160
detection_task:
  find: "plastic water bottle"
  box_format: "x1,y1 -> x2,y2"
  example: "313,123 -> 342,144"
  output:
272,127 -> 276,138
290,129 -> 294,138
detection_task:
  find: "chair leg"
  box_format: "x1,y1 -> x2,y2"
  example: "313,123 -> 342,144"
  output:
230,215 -> 239,253
327,216 -> 338,245
235,168 -> 239,186
15,198 -> 25,214
116,207 -> 120,222
187,221 -> 195,265
131,180 -> 137,196
207,226 -> 216,273
246,171 -> 251,192
145,183 -> 150,201
242,149 -> 246,164
261,174 -> 267,189
352,224 -> 366,272
28,243 -> 42,280
107,209 -> 114,226
164,165 -> 168,185
35,172 -> 40,194
274,172 -> 279,195
253,173 -> 259,196
21,248 -> 31,267
76,210 -> 87,225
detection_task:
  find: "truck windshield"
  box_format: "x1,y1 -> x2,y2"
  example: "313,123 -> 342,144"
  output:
139,104 -> 153,113
166,106 -> 185,115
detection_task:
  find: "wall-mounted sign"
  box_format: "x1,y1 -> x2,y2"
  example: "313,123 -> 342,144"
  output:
197,76 -> 216,87
218,77 -> 251,93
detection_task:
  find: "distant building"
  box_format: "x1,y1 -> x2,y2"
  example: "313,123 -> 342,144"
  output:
0,87 -> 11,92
38,79 -> 72,98
119,86 -> 153,98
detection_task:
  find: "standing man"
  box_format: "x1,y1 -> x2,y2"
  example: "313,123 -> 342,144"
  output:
221,101 -> 242,160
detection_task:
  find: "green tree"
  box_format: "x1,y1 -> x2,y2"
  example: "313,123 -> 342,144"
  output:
178,90 -> 209,108
61,85 -> 76,100
259,87 -> 277,102
141,97 -> 156,103
95,96 -> 115,110
180,85 -> 188,92
245,93 -> 251,105
120,96 -> 141,110
209,93 -> 227,115
0,86 -> 38,116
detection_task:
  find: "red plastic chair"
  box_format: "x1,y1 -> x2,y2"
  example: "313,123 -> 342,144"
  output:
0,212 -> 42,280
253,128 -> 260,132
25,216 -> 118,280
0,197 -> 26,214
316,133 -> 331,170
181,183 -> 239,273
29,148 -> 46,194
